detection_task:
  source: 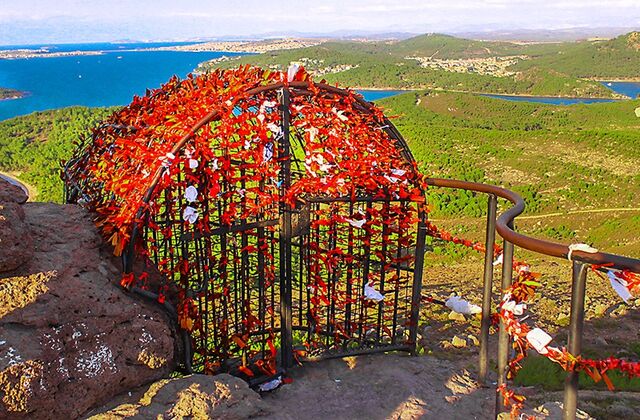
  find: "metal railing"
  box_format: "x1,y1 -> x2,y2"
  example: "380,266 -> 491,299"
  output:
425,177 -> 640,420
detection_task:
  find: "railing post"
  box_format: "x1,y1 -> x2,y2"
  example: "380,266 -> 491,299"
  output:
495,228 -> 514,417
563,261 -> 588,420
479,194 -> 497,384
409,213 -> 427,354
278,87 -> 294,369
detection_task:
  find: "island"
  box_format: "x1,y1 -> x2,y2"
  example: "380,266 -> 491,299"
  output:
0,87 -> 25,100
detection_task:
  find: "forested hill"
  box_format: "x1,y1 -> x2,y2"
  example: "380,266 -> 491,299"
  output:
200,32 -> 640,96
378,33 -> 560,59
0,106 -> 114,202
393,31 -> 640,79
511,31 -> 640,79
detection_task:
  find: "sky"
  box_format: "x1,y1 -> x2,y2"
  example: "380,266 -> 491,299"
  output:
0,0 -> 639,44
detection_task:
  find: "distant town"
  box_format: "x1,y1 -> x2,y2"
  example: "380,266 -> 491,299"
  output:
0,48 -> 103,60
151,38 -> 324,54
0,38 -> 324,60
405,55 -> 527,77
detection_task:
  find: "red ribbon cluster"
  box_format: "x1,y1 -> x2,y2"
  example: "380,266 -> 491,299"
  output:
65,65 -> 429,378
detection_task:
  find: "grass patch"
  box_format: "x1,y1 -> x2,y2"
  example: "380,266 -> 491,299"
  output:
514,355 -> 640,391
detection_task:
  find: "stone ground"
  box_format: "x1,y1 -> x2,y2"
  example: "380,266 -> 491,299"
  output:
89,351 -> 633,419
88,355 -> 495,419
261,354 -> 496,419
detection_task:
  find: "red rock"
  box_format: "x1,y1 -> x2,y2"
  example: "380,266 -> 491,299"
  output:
0,203 -> 177,419
0,203 -> 33,272
87,374 -> 268,419
0,178 -> 28,204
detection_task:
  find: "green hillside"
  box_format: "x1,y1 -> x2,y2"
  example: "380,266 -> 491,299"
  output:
202,36 -> 616,98
0,106 -> 114,202
512,32 -> 640,80
383,33 -> 560,59
322,65 -> 611,97
377,91 -> 640,218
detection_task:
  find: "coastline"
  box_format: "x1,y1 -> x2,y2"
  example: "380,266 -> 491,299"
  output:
477,91 -> 623,100
0,49 -> 103,60
479,93 -> 619,103
146,38 -> 324,54
339,86 -> 415,92
342,86 -> 623,100
428,86 -> 625,100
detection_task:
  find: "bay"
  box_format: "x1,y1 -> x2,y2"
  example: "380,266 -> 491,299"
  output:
483,81 -> 640,105
600,81 -> 640,99
0,41 -> 197,53
356,89 -> 407,101
483,94 -> 617,105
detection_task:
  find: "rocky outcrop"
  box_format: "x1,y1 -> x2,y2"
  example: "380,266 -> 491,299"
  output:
0,192 -> 177,419
87,374 -> 268,419
0,177 -> 27,204
0,177 -> 32,272
0,202 -> 32,272
627,31 -> 640,51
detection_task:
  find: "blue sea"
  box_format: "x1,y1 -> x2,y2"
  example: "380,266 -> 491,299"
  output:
356,89 -> 406,101
0,43 -> 406,121
0,43 -> 246,121
0,41 -> 196,53
599,81 -> 640,99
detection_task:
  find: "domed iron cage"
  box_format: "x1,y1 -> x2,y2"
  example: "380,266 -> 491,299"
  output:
63,77 -> 428,384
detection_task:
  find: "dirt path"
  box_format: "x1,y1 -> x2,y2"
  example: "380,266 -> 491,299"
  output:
516,207 -> 640,220
429,207 -> 640,223
259,353 -> 608,419
261,354 -> 497,420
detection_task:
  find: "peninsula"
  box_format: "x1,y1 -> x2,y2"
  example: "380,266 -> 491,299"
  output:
0,48 -> 103,59
150,38 -> 324,54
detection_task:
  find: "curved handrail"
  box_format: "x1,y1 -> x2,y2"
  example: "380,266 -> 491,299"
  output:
425,177 -> 640,273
